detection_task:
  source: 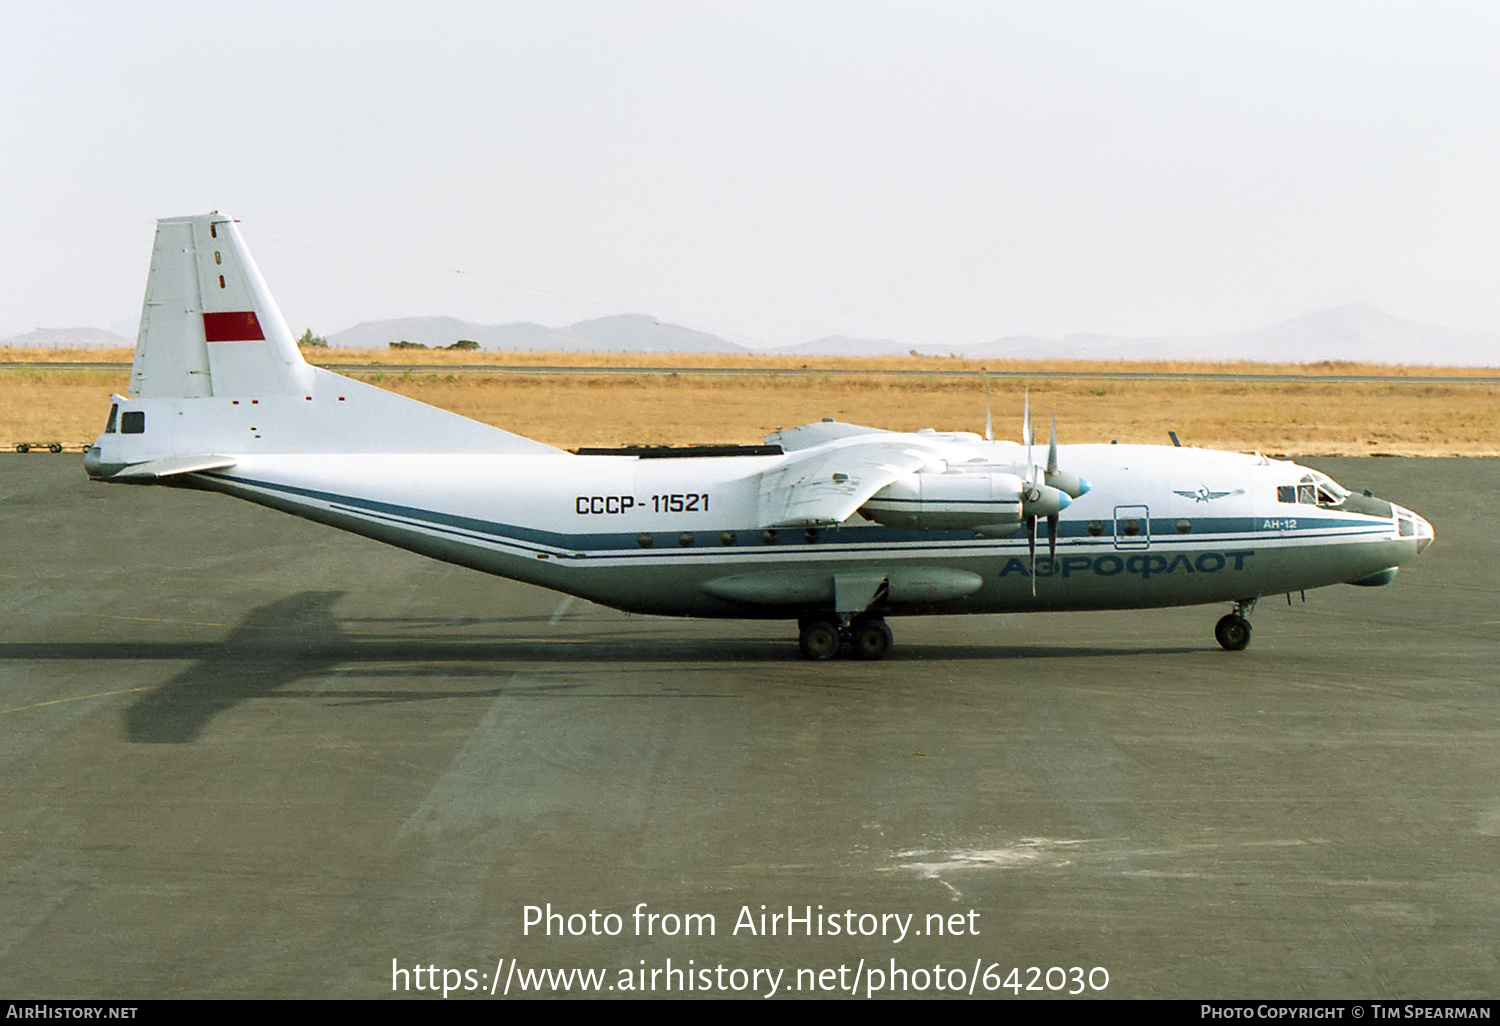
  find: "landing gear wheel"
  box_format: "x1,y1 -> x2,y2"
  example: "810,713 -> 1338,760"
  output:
798,618 -> 842,660
850,617 -> 893,660
1215,613 -> 1252,651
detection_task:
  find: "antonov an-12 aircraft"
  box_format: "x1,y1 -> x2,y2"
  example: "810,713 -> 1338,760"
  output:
85,213 -> 1434,659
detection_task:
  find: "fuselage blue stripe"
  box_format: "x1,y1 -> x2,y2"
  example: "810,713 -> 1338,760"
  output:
212,472 -> 1397,563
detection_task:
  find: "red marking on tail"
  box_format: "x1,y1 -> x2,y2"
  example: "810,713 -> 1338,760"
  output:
202,311 -> 265,342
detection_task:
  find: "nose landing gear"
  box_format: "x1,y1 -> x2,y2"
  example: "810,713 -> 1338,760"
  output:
1215,597 -> 1257,651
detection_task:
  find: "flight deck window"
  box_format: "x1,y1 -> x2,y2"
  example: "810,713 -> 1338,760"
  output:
121,411 -> 145,434
1277,485 -> 1295,503
1298,472 -> 1348,507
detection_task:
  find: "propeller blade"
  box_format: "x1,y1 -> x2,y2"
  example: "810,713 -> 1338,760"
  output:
1027,515 -> 1038,597
983,370 -> 992,442
1023,391 -> 1032,476
1047,414 -> 1059,475
1047,513 -> 1059,561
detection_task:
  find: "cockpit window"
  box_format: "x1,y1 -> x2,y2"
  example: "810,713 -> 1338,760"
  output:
1287,472 -> 1350,507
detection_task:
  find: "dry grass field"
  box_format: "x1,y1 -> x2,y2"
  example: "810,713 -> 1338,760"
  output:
4,347 -> 1497,455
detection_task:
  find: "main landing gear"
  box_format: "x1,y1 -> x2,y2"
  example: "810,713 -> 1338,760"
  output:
798,615 -> 893,661
1214,598 -> 1257,651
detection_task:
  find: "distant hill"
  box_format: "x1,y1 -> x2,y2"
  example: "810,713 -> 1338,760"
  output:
770,305 -> 1499,366
771,335 -> 915,358
328,313 -> 750,354
566,314 -> 748,354
2,327 -> 135,349
10,304 -> 1498,365
964,304 -> 1500,366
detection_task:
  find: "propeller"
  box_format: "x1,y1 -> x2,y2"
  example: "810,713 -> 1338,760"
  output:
1022,393 -> 1041,595
1017,400 -> 1091,596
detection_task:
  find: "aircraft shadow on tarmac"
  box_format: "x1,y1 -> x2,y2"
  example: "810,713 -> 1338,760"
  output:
122,590 -> 348,744
7,591 -> 1202,743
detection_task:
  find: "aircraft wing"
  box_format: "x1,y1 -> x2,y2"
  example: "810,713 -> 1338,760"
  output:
756,432 -> 944,528
765,420 -> 887,451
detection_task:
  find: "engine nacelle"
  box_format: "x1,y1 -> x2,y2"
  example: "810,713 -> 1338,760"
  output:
861,471 -> 1027,532
1021,481 -> 1071,518
1044,469 -> 1090,499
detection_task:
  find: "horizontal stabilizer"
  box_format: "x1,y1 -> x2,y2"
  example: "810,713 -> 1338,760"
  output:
109,455 -> 237,480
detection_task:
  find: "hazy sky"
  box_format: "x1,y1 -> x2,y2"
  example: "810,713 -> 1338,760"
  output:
4,1 -> 1500,348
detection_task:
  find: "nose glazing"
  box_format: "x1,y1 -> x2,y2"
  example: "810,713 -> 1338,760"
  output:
1413,512 -> 1435,553
1391,503 -> 1435,554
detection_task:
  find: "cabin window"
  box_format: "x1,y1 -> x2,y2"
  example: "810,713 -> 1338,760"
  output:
121,410 -> 145,434
104,404 -> 119,434
1277,485 -> 1296,503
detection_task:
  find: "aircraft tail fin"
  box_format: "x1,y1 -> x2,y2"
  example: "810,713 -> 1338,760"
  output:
130,213 -> 313,399
94,212 -> 563,465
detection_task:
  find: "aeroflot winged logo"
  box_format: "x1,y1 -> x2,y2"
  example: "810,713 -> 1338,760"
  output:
1174,486 -> 1239,503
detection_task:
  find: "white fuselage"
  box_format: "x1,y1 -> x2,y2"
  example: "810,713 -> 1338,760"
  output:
171,442 -> 1430,620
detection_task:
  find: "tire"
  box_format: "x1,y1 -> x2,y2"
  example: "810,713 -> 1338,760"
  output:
798,619 -> 842,661
850,618 -> 893,660
1215,614 -> 1252,651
